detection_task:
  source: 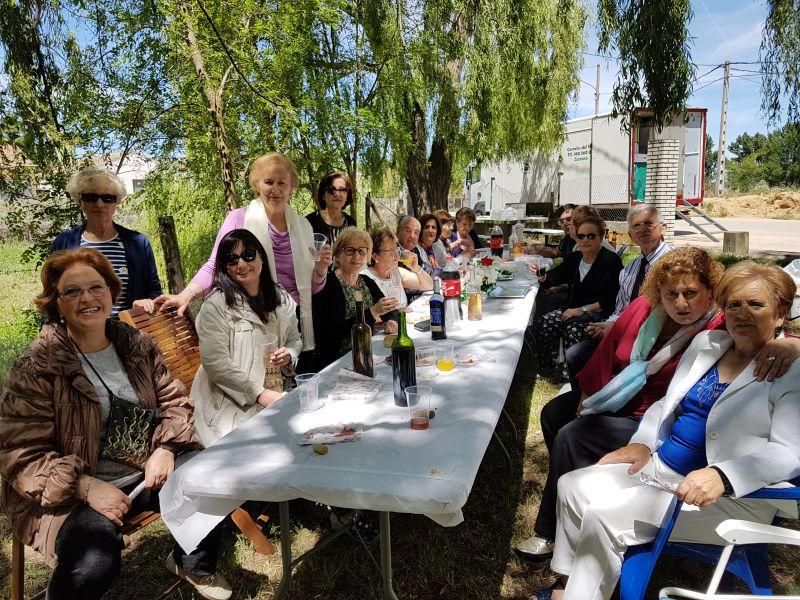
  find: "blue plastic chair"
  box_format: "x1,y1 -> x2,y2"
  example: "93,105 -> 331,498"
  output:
619,480 -> 800,600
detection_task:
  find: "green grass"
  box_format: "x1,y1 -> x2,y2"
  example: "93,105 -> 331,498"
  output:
0,242 -> 40,388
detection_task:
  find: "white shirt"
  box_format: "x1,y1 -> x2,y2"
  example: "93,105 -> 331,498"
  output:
361,267 -> 408,307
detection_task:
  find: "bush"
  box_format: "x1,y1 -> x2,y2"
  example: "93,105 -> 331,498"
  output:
0,310 -> 39,389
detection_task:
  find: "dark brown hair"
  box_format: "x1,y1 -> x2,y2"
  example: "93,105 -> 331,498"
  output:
36,248 -> 122,321
316,171 -> 353,210
418,213 -> 442,244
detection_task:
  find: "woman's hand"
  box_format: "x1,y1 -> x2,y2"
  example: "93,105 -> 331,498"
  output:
269,346 -> 292,367
371,296 -> 399,319
383,320 -> 398,334
152,290 -> 195,318
132,298 -> 157,314
676,467 -> 726,508
459,236 -> 475,252
560,307 -> 581,321
753,336 -> 800,381
257,389 -> 286,408
144,447 -> 175,490
313,245 -> 333,274
85,478 -> 132,526
587,321 -> 612,339
598,443 -> 651,475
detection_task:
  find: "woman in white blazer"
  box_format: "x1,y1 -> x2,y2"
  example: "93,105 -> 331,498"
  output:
539,261 -> 800,600
191,229 -> 303,446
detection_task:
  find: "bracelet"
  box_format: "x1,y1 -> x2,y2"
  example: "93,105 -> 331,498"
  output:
709,466 -> 734,497
83,476 -> 94,502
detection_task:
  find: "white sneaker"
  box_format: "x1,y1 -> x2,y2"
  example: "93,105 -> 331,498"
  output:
165,553 -> 232,600
514,535 -> 554,561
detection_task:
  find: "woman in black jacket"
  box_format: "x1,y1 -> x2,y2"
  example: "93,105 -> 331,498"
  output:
531,214 -> 622,377
312,227 -> 399,370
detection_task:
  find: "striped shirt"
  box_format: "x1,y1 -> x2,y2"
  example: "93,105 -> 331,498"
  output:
607,241 -> 674,323
80,235 -> 129,318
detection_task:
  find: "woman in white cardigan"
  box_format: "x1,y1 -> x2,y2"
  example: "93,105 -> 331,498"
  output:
155,153 -> 331,369
539,261 -> 800,600
191,229 -> 303,446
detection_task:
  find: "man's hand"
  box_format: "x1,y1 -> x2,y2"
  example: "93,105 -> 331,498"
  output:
586,321 -> 612,339
677,467 -> 726,508
598,443 -> 651,475
144,447 -> 176,490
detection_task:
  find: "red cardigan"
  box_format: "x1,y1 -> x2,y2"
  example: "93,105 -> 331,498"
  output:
576,296 -> 725,418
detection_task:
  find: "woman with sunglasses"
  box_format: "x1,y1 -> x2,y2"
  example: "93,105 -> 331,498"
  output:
306,171 -> 357,246
312,227 -> 399,370
50,167 -> 162,318
530,214 -> 623,377
191,229 -> 303,447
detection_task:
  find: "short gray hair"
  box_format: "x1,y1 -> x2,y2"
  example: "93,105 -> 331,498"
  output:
626,203 -> 664,228
66,167 -> 127,204
397,215 -> 420,235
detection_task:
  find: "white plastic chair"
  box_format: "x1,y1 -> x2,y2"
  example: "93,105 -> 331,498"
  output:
659,519 -> 800,600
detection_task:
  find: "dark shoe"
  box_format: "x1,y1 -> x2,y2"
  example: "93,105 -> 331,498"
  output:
534,578 -> 565,599
514,535 -> 554,561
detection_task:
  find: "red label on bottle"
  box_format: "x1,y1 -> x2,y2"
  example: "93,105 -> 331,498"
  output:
441,278 -> 461,298
490,236 -> 503,249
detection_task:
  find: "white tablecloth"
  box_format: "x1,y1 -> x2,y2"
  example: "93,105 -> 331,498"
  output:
161,276 -> 538,553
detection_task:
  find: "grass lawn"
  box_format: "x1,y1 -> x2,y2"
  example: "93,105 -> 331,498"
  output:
0,242 -> 40,389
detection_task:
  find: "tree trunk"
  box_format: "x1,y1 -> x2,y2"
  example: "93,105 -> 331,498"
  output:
405,100 -> 428,216
179,0 -> 238,213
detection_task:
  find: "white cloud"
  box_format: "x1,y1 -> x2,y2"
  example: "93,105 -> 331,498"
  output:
708,22 -> 763,62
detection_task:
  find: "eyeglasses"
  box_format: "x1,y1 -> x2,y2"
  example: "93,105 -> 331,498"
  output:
81,193 -> 118,204
377,247 -> 400,255
576,232 -> 601,240
326,186 -> 349,195
59,283 -> 109,300
341,246 -> 369,257
225,250 -> 258,266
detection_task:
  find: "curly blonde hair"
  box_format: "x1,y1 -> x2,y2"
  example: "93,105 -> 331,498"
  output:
640,247 -> 724,306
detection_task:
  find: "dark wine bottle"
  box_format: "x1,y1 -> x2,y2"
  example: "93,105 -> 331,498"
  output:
430,277 -> 447,340
351,291 -> 373,377
391,311 -> 416,406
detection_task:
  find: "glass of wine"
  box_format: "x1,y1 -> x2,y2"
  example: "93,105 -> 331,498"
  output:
405,385 -> 432,430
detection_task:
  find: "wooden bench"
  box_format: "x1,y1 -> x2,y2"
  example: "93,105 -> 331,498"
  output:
10,306 -> 275,599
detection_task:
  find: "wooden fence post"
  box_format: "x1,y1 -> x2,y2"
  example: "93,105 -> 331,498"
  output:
158,215 -> 186,294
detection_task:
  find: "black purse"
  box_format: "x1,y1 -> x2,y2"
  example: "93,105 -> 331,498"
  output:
77,345 -> 160,470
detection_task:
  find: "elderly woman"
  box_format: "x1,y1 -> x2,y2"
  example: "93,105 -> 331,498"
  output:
51,167 -> 162,318
536,261 -> 800,600
0,248 -> 228,600
416,213 -> 449,272
313,227 -> 399,370
530,214 -> 623,376
305,171 -> 357,246
449,206 -> 483,259
155,153 -> 331,370
363,227 -> 433,308
517,248 -> 800,560
191,229 -> 303,447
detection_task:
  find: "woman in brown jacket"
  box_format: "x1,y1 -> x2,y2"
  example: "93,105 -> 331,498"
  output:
0,248 -> 229,600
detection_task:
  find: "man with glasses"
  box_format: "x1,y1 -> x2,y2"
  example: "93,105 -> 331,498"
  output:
564,204 -> 673,381
528,204 -> 577,259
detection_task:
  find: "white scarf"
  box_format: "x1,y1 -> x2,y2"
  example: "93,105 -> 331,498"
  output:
244,199 -> 316,351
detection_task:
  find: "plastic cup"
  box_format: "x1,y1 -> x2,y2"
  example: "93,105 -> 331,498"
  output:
437,341 -> 455,372
406,386 -> 432,430
296,372 -> 323,412
398,248 -> 414,266
312,233 -> 328,262
263,334 -> 283,392
415,345 -> 438,380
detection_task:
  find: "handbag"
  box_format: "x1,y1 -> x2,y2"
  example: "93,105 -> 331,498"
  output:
77,344 -> 160,470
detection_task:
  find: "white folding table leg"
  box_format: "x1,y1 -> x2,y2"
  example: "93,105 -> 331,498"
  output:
380,511 -> 401,600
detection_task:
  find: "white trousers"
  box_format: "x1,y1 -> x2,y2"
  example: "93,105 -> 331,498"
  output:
551,456 -> 778,600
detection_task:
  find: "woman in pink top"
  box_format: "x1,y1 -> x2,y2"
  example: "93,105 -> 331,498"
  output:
155,153 -> 332,359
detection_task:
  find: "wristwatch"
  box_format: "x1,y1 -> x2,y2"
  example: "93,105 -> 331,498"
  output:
581,305 -> 589,315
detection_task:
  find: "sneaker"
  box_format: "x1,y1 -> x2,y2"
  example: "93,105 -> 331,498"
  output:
514,535 -> 554,561
165,553 -> 232,600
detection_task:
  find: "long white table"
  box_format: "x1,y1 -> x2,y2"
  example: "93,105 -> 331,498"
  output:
160,273 -> 538,598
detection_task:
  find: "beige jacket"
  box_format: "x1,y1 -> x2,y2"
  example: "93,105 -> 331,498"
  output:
0,321 -> 200,563
191,287 -> 302,446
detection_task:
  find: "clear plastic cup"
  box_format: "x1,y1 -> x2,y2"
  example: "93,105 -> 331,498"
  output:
415,345 -> 438,380
312,233 -> 328,262
437,341 -> 455,372
296,372 -> 323,412
405,385 -> 432,430
263,333 -> 283,392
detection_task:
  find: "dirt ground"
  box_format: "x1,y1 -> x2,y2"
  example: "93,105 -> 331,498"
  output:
703,190 -> 800,219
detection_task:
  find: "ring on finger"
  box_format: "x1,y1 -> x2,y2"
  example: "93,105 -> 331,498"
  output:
767,356 -> 777,361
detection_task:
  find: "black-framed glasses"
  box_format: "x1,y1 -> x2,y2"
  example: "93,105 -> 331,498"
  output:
81,193 -> 118,204
59,283 -> 109,301
576,232 -> 600,240
341,246 -> 369,257
326,186 -> 349,195
225,250 -> 258,266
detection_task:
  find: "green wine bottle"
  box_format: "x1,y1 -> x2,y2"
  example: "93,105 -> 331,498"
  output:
391,311 -> 416,406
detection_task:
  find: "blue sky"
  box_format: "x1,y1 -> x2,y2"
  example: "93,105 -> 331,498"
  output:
570,0 -> 774,152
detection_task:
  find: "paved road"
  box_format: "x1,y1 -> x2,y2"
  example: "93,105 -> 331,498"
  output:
671,217 -> 800,258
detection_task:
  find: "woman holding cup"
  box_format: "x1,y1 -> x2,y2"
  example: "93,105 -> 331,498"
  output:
191,229 -> 302,446
363,227 -> 433,308
153,153 -> 331,372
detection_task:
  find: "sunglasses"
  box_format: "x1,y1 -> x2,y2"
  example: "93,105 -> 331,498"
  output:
81,193 -> 118,204
341,246 -> 369,257
60,283 -> 109,301
576,232 -> 601,240
225,250 -> 258,266
326,186 -> 349,195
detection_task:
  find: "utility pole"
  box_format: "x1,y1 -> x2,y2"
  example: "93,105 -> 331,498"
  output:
594,64 -> 600,115
715,61 -> 730,197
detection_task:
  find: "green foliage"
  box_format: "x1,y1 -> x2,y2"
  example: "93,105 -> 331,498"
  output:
704,135 -> 717,185
729,132 -> 767,160
726,124 -> 800,191
598,0 -> 694,129
761,0 -> 800,124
